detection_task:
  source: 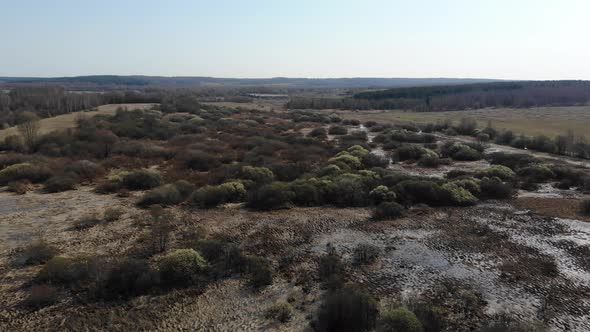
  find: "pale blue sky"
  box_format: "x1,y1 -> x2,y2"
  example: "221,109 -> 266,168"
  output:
1,0 -> 589,79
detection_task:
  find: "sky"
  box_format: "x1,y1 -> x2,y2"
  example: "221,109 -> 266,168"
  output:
1,0 -> 589,80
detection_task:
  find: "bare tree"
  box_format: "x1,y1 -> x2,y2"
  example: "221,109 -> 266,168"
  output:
17,112 -> 41,152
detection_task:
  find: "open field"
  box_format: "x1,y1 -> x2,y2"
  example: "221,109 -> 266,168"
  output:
0,103 -> 154,140
324,106 -> 590,138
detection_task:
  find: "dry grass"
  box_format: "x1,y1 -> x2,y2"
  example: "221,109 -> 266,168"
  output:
0,103 -> 155,140
515,197 -> 590,222
327,105 -> 590,138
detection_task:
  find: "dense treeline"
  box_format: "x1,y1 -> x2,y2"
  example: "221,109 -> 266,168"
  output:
288,81 -> 590,111
0,87 -> 188,127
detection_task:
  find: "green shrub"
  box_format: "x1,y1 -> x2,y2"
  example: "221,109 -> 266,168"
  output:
325,173 -> 371,207
418,155 -> 441,167
479,178 -> 514,199
38,255 -> 94,284
581,199 -> 590,216
173,180 -> 196,198
266,301 -> 293,323
347,145 -> 370,158
246,182 -> 295,210
43,174 -> 79,193
0,163 -> 52,185
444,143 -> 482,161
137,183 -> 183,207
113,141 -> 174,159
328,125 -> 348,135
121,169 -> 163,190
103,207 -> 124,222
555,179 -> 573,190
0,153 -> 33,169
520,180 -> 540,191
318,251 -> 345,285
440,183 -> 478,206
396,145 -> 431,161
451,178 -> 481,196
159,249 -> 208,287
412,302 -> 445,332
182,150 -> 220,171
64,160 -> 104,180
313,284 -> 379,332
195,241 -> 250,277
148,181 -> 191,201
241,166 -> 274,185
20,240 -> 58,265
98,258 -> 158,299
328,152 -> 362,170
190,181 -> 246,208
246,255 -> 273,289
353,243 -> 380,265
369,185 -> 397,204
72,214 -> 102,230
487,152 -> 538,170
373,201 -> 405,220
517,164 -> 555,183
291,179 -> 323,206
308,127 -> 328,139
476,165 -> 515,181
362,153 -> 390,168
377,307 -> 423,332
7,180 -> 30,194
25,284 -> 58,309
395,180 -> 443,206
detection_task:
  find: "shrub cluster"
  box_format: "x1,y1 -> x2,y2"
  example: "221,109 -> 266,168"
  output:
159,249 -> 208,287
20,240 -> 58,265
190,181 -> 246,208
43,174 -> 79,193
97,169 -> 163,193
137,180 -> 195,207
312,283 -> 379,332
0,162 -> 52,185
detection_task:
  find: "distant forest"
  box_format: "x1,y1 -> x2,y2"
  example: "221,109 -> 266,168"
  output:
0,75 -> 497,90
288,81 -> 590,111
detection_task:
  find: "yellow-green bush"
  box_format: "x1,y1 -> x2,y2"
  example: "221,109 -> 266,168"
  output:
159,249 -> 208,287
0,162 -> 52,185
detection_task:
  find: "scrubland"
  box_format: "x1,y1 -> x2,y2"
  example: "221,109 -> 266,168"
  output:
1,99 -> 590,331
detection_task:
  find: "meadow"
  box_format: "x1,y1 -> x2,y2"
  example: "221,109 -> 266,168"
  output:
327,105 -> 590,138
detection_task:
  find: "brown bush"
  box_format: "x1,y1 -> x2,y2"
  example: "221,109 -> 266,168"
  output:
24,284 -> 58,309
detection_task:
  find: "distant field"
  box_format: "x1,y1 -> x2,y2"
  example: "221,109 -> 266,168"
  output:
330,106 -> 590,138
204,100 -> 285,112
0,103 -> 154,140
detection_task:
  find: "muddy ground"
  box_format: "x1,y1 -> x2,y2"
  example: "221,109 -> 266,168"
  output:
1,184 -> 590,331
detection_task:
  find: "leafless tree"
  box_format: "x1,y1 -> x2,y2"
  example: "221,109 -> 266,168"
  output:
17,112 -> 41,152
